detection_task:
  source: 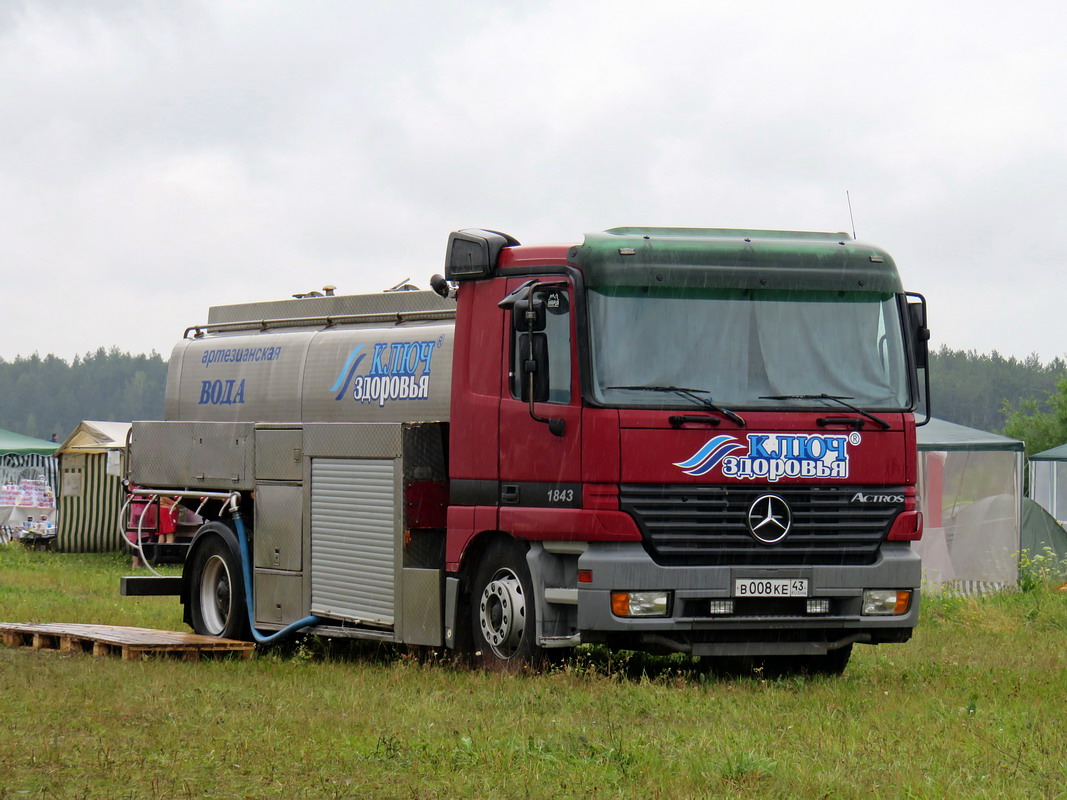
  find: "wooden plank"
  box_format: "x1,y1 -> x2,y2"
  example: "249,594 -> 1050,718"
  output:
0,622 -> 255,660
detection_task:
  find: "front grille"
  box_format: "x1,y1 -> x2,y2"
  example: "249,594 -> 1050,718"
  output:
619,484 -> 904,566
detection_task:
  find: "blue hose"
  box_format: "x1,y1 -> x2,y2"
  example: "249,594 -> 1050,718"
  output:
233,514 -> 322,644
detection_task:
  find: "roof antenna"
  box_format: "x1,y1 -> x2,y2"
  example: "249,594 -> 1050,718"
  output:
846,190 -> 857,239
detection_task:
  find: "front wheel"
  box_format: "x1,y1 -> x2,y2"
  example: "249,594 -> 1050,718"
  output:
469,539 -> 544,670
800,644 -> 852,676
187,524 -> 250,640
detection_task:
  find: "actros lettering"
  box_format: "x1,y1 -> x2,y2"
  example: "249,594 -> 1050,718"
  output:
851,492 -> 904,503
198,378 -> 246,405
676,432 -> 859,482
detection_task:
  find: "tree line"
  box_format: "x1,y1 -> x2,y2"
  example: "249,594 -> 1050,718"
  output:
0,348 -> 167,441
929,346 -> 1066,435
0,344 -> 1065,454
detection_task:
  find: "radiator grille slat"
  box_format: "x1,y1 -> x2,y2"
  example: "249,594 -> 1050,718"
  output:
620,484 -> 904,566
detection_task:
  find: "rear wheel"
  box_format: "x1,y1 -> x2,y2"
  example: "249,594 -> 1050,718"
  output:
469,539 -> 543,670
187,524 -> 250,640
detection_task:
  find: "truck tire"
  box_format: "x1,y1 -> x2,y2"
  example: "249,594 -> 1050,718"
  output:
469,539 -> 544,670
801,644 -> 852,676
187,523 -> 251,641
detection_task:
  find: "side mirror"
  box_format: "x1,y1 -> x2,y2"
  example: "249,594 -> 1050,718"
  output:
500,280 -> 569,437
907,298 -> 930,368
517,332 -> 550,402
906,293 -> 931,424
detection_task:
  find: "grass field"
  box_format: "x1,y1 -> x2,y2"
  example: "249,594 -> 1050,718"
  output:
1,545 -> 1065,799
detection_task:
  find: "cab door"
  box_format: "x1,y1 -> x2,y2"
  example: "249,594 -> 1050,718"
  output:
497,277 -> 583,512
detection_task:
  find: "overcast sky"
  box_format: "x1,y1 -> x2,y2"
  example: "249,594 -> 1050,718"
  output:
1,1 -> 1064,363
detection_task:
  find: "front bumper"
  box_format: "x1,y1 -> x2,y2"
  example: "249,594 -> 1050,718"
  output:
574,541 -> 921,656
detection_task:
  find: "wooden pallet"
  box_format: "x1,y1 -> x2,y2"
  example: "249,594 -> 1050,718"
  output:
0,623 -> 255,661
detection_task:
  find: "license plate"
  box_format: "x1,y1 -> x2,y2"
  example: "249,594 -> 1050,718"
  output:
733,578 -> 809,597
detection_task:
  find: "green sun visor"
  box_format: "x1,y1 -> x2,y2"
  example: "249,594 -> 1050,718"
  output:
569,227 -> 903,293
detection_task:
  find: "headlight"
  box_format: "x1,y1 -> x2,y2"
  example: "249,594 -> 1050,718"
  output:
862,589 -> 912,615
610,591 -> 671,617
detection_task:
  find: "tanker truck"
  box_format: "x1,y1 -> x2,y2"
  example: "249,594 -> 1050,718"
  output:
124,226 -> 930,673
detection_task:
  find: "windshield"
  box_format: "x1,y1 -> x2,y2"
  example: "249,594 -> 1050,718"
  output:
588,287 -> 911,410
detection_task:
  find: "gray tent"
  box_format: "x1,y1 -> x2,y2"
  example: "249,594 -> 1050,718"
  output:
915,418 -> 1024,592
1028,443 -> 1067,524
1021,498 -> 1067,563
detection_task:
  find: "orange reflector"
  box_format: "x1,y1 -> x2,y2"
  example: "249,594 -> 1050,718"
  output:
610,592 -> 630,616
578,569 -> 593,584
894,590 -> 912,615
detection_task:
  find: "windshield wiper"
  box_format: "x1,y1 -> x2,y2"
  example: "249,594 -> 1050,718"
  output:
759,393 -> 891,430
608,385 -> 746,427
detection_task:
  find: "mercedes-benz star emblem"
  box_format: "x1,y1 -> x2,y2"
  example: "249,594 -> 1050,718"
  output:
746,494 -> 792,544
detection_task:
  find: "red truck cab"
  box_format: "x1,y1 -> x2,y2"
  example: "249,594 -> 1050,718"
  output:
444,227 -> 928,673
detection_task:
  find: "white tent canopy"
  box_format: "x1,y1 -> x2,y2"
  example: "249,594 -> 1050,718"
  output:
57,421 -> 131,454
915,418 -> 1024,592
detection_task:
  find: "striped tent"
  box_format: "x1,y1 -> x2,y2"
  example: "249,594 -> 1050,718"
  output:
1,429 -> 59,540
0,452 -> 59,490
56,422 -> 131,552
0,428 -> 58,488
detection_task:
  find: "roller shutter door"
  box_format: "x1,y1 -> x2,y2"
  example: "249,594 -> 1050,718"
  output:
310,458 -> 397,626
